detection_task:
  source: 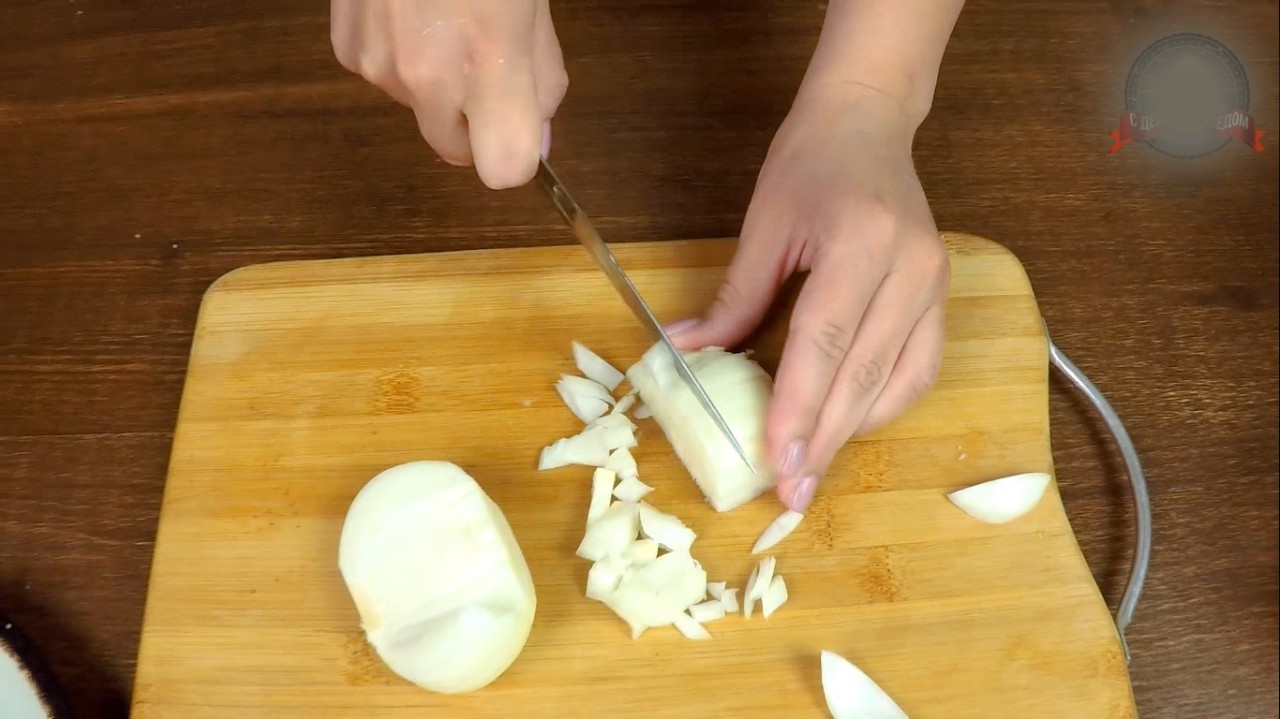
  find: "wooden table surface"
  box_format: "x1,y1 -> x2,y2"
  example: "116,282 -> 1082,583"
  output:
1,2 -> 1276,717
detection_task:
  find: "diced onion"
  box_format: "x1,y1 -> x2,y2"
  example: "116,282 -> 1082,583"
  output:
555,374 -> 615,424
637,502 -> 696,553
572,341 -> 626,391
760,575 -> 788,618
689,600 -> 726,624
673,611 -> 711,640
576,501 -> 640,562
613,475 -> 654,503
587,468 -> 616,524
720,587 -> 740,613
706,581 -> 726,600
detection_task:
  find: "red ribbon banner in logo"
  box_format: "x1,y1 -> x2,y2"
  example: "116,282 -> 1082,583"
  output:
1109,110 -> 1267,153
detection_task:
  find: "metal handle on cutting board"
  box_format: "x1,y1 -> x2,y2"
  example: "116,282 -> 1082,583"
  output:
1044,321 -> 1152,667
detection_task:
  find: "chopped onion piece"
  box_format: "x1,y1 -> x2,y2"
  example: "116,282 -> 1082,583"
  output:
706,581 -> 726,600
572,341 -> 625,391
720,587 -> 740,613
637,502 -> 697,553
587,468 -> 616,524
761,575 -> 788,618
820,650 -> 909,719
556,374 -> 615,424
604,447 -> 638,480
947,472 -> 1052,525
624,538 -> 659,565
601,550 -> 707,633
673,611 -> 711,640
538,434 -> 609,471
633,403 -> 652,419
576,501 -> 639,562
749,556 -> 776,602
742,566 -> 759,618
613,475 -> 654,502
752,510 -> 804,554
611,390 -> 638,416
689,600 -> 726,624
585,556 -> 626,601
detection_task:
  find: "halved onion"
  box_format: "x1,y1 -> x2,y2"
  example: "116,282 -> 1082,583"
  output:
752,509 -> 804,554
820,650 -> 909,719
572,341 -> 625,391
338,461 -> 536,694
946,472 -> 1052,525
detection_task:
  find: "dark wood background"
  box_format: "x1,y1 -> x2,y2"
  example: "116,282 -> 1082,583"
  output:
1,1 -> 1276,717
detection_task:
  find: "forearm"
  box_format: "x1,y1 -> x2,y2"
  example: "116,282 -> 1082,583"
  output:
798,0 -> 965,130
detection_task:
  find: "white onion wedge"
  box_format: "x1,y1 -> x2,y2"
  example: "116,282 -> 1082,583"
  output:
761,575 -> 788,618
820,650 -> 909,719
587,468 -> 616,524
752,510 -> 804,554
946,472 -> 1052,525
720,587 -> 740,613
604,447 -> 638,480
673,611 -> 711,639
556,374 -> 615,424
689,600 -> 726,624
576,501 -> 639,562
613,475 -> 654,503
572,341 -> 625,391
706,581 -> 726,600
637,502 -> 696,553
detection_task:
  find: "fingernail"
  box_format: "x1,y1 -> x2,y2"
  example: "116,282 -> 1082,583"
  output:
786,475 -> 818,512
540,120 -> 552,159
778,439 -> 806,477
662,318 -> 701,338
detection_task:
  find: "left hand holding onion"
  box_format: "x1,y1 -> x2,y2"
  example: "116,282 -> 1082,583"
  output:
670,86 -> 950,514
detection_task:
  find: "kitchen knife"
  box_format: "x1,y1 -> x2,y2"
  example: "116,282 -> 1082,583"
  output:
534,157 -> 757,475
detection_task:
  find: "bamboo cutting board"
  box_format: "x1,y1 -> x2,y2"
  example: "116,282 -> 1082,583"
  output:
130,233 -> 1137,718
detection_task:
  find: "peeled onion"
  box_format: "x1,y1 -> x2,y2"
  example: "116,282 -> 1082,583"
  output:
820,650 -> 909,719
946,472 -> 1052,525
625,343 -> 776,512
338,461 -> 536,694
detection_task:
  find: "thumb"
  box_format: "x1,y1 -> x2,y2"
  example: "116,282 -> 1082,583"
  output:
668,204 -> 793,352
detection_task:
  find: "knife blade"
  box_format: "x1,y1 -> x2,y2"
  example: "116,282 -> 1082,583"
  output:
534,158 -> 757,476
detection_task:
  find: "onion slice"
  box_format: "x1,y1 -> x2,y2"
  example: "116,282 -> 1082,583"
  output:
689,600 -> 726,623
637,502 -> 697,553
760,575 -> 788,618
576,501 -> 640,562
673,611 -> 712,639
611,391 -> 638,416
572,341 -> 625,391
587,468 -> 616,524
742,565 -> 759,618
946,472 -> 1052,525
556,374 -> 615,424
720,587 -> 740,613
604,447 -> 638,480
752,509 -> 804,554
820,650 -> 909,719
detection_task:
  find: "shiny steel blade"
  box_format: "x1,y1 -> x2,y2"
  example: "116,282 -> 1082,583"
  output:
535,158 -> 757,475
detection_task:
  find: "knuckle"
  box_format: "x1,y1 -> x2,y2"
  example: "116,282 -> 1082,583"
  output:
842,354 -> 886,395
797,319 -> 854,365
910,360 -> 941,399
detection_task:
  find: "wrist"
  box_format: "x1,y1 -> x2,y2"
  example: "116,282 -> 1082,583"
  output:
795,0 -> 963,131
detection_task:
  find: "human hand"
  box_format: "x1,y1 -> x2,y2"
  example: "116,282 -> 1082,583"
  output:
330,0 -> 569,189
669,86 -> 950,513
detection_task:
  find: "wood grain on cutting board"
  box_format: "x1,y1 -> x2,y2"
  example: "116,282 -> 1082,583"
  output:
130,233 -> 1136,718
